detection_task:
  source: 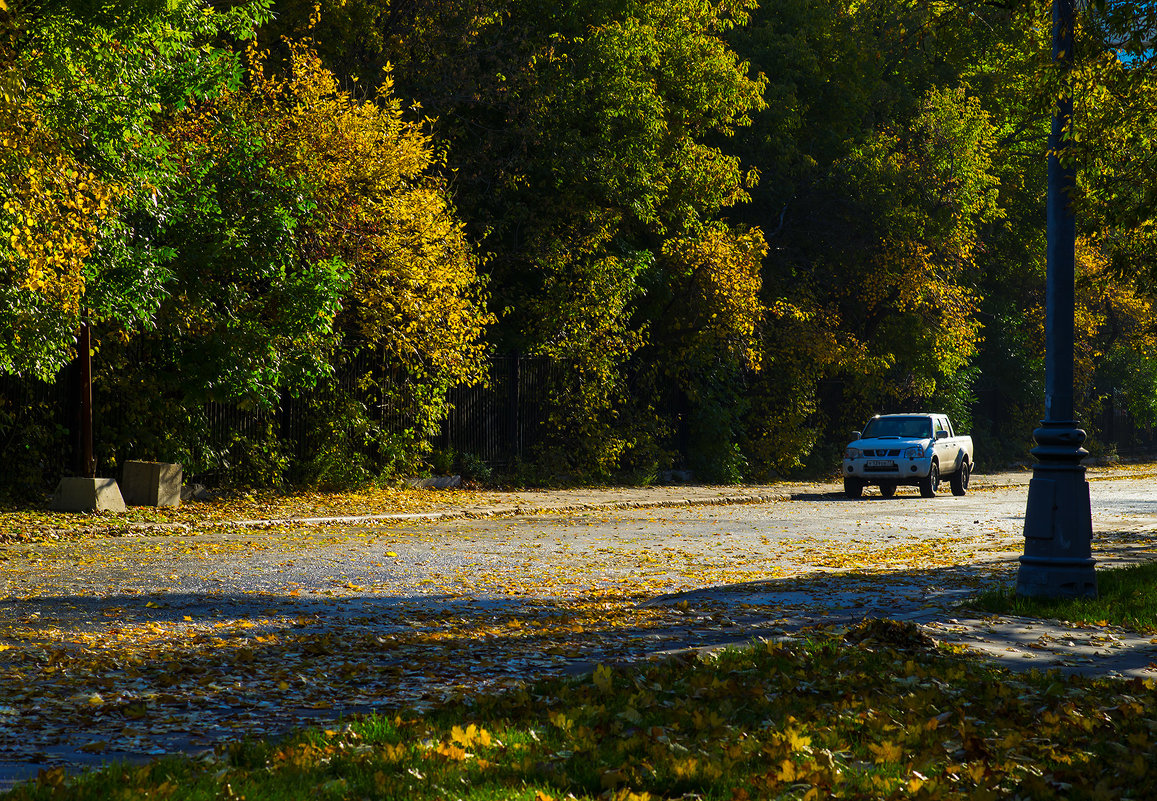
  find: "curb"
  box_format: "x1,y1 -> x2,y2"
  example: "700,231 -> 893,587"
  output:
13,491 -> 797,541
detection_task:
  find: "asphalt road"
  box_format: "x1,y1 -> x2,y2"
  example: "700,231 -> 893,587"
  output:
2,471 -> 1157,786
8,472 -> 1155,604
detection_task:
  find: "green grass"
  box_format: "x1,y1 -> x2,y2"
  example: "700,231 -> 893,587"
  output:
8,619 -> 1157,800
972,561 -> 1157,632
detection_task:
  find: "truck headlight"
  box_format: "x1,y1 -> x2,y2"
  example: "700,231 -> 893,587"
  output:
904,445 -> 925,459
844,447 -> 863,459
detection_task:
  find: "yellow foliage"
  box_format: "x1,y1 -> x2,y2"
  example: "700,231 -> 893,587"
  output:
868,740 -> 904,763
378,743 -> 406,763
435,741 -> 468,761
265,40 -> 493,379
170,38 -> 492,383
837,240 -> 981,401
785,728 -> 811,752
594,663 -> 614,693
1025,238 -> 1157,414
0,81 -> 119,315
662,223 -> 767,371
450,723 -> 493,748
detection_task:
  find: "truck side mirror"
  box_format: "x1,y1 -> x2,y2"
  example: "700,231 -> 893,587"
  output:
851,431 -> 861,440
936,430 -> 948,440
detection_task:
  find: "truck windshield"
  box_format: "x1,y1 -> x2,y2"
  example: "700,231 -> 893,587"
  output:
861,417 -> 932,439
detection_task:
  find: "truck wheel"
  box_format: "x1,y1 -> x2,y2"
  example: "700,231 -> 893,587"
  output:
919,461 -> 939,498
950,460 -> 971,496
879,482 -> 897,498
844,478 -> 864,498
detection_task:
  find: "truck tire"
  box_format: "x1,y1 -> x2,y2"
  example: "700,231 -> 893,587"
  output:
844,478 -> 864,498
879,482 -> 897,498
950,459 -> 971,496
919,461 -> 939,498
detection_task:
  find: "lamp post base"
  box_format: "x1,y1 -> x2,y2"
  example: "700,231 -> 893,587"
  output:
1016,421 -> 1097,599
1016,557 -> 1097,598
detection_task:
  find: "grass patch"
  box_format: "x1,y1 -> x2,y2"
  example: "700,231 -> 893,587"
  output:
972,561 -> 1157,632
8,619 -> 1157,800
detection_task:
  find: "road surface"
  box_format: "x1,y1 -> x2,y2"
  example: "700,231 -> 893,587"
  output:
1,471 -> 1155,784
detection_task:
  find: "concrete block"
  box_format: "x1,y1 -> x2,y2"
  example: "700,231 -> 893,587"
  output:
121,461 -> 183,507
51,477 -> 127,513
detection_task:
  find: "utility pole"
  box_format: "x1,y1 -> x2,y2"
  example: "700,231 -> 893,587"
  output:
52,317 -> 125,512
78,319 -> 95,479
1016,0 -> 1098,598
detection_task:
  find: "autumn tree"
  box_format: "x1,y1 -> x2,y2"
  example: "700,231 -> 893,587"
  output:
0,88 -> 117,379
78,34 -> 493,482
265,0 -> 769,479
1,0 -> 272,378
2,0 -> 492,488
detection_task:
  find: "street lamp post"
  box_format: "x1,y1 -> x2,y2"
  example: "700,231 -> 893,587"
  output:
1016,0 -> 1098,598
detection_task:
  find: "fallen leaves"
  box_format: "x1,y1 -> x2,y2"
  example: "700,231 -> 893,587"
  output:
17,626 -> 1157,800
0,486 -> 1153,787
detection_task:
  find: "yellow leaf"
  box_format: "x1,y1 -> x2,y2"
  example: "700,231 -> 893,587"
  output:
594,663 -> 613,692
436,742 -> 468,761
786,728 -> 811,751
869,741 -> 903,763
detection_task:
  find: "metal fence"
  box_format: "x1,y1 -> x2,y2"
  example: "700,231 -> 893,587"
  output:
6,355 -> 1157,492
1096,398 -> 1157,458
0,353 -> 567,489
438,355 -> 564,467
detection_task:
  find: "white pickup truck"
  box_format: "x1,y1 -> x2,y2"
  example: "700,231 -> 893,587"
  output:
842,413 -> 974,498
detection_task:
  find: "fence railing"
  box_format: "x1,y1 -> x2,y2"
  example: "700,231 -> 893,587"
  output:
6,357 -> 1157,492
0,353 -> 568,489
438,355 -> 563,467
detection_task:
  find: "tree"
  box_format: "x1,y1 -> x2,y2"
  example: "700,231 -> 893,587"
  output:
88,36 -> 493,481
0,0 -> 272,380
267,0 -> 769,479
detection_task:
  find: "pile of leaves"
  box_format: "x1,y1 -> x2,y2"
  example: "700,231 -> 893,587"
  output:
10,621 -> 1157,800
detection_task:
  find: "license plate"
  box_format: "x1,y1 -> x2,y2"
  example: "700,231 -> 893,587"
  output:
866,460 -> 893,469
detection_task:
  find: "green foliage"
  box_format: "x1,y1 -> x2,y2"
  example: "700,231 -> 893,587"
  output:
1,0 -> 273,379
266,0 -> 769,480
161,102 -> 348,405
8,0 -> 1157,489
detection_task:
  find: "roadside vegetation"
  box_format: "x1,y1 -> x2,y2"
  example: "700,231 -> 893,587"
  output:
974,561 -> 1157,633
7,620 -> 1157,800
4,0 -> 1157,496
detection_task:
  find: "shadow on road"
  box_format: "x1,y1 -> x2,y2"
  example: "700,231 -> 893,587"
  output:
2,521 -> 1157,784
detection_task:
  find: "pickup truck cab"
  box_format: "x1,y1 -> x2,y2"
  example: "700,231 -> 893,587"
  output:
842,413 -> 973,498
